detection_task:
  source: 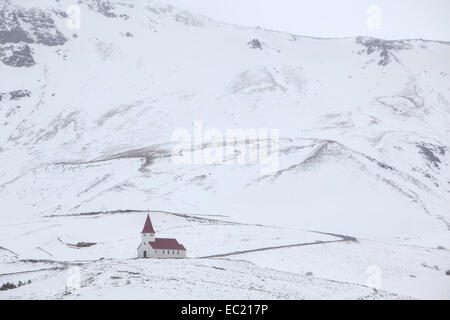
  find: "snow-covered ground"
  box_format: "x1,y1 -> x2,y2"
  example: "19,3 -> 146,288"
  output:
1,257 -> 405,300
0,0 -> 449,299
0,210 -> 448,299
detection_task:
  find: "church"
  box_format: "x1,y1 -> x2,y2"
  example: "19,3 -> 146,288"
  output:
137,214 -> 187,259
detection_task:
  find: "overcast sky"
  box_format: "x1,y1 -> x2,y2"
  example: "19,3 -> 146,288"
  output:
164,0 -> 450,41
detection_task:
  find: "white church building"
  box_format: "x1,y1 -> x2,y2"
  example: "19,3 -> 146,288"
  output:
137,214 -> 186,259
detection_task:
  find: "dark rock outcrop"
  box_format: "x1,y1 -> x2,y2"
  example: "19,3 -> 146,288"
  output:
9,89 -> 31,100
356,36 -> 412,66
0,6 -> 67,67
84,0 -> 117,18
0,44 -> 35,67
248,39 -> 263,50
0,7 -> 67,46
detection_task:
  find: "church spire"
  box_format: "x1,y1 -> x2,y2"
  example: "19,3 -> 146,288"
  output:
141,214 -> 155,234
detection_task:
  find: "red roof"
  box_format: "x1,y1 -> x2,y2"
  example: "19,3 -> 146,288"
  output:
149,238 -> 186,250
141,214 -> 156,233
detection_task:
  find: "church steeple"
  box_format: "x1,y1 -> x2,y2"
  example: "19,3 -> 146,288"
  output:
141,214 -> 156,242
141,214 -> 155,233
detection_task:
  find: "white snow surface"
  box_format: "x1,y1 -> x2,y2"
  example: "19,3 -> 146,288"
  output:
0,0 -> 449,299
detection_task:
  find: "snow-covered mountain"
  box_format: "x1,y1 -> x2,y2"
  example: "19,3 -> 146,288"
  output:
0,0 -> 449,299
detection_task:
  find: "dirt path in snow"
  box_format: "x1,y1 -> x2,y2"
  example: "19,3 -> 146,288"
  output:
0,266 -> 67,277
198,238 -> 354,259
43,209 -> 236,225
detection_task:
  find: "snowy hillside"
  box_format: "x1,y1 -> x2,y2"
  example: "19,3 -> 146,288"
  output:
0,0 -> 449,299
